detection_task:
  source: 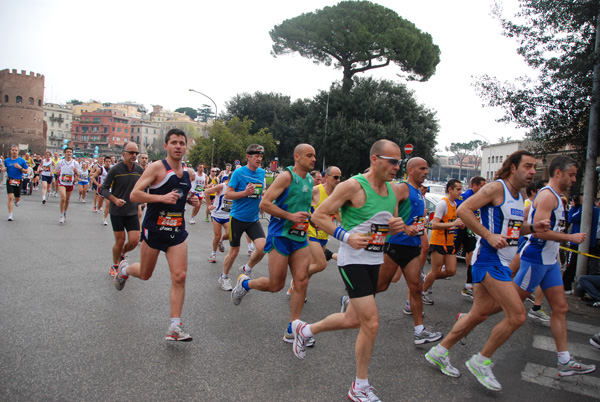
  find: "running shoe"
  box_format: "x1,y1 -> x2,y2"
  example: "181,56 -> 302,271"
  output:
590,333 -> 600,350
219,276 -> 232,291
347,382 -> 381,402
14,201 -> 19,207
461,288 -> 474,300
425,346 -> 460,377
587,301 -> 600,308
231,274 -> 249,305
42,198 -> 46,205
189,217 -> 196,224
557,359 -> 596,376
114,260 -> 129,291
119,254 -> 126,263
525,293 -> 535,304
324,248 -> 334,261
53,192 -> 57,197
209,253 -> 217,263
239,265 -> 252,277
340,295 -> 350,313
403,300 -> 412,315
218,241 -> 225,252
422,294 -> 434,305
109,264 -> 117,278
283,326 -> 315,347
59,215 -> 65,224
7,213 -> 13,221
286,279 -> 294,296
466,354 -> 502,391
82,199 -> 86,203
102,219 -> 108,226
564,289 -> 574,295
414,329 -> 443,345
527,308 -> 550,322
205,216 -> 209,222
247,249 -> 253,256
92,207 -> 97,212
165,324 -> 193,342
291,319 -> 308,359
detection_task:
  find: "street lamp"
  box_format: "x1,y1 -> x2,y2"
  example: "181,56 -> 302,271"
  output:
473,132 -> 495,181
188,89 -> 217,123
211,138 -> 215,167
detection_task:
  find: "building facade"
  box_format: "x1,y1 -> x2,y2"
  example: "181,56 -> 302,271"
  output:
0,68 -> 45,156
71,109 -> 131,156
44,103 -> 73,151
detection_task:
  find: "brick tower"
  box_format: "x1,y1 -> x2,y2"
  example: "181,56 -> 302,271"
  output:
0,69 -> 45,157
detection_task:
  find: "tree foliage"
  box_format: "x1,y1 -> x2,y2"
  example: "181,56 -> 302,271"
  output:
474,0 -> 599,162
68,99 -> 82,106
446,140 -> 484,180
175,107 -> 199,121
187,117 -> 277,168
270,0 -> 440,91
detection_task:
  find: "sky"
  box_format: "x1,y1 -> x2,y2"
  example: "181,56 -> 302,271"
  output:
0,0 -> 534,153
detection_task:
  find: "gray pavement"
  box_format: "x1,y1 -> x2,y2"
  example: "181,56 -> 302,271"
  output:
1,187 -> 600,401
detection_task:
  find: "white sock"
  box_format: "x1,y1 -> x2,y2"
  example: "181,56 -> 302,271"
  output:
477,352 -> 491,364
121,265 -> 128,277
170,318 -> 181,329
414,325 -> 424,335
354,378 -> 369,390
435,344 -> 448,355
301,324 -> 313,339
558,351 -> 571,365
221,273 -> 228,279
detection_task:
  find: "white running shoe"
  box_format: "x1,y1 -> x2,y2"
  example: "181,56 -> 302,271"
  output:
291,319 -> 308,360
59,215 -> 65,224
208,253 -> 217,263
165,324 -> 192,342
218,241 -> 225,252
466,354 -> 502,391
102,219 -> 108,226
347,382 -> 381,402
425,346 -> 460,377
219,276 -> 232,291
189,217 -> 196,224
231,274 -> 249,305
7,213 -> 13,221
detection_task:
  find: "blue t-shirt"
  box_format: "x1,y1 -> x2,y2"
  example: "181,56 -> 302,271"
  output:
455,188 -> 474,208
4,157 -> 27,179
228,166 -> 266,222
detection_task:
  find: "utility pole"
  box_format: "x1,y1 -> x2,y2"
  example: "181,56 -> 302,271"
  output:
575,2 -> 600,284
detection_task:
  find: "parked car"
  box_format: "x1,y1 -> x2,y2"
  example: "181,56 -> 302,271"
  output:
423,192 -> 466,261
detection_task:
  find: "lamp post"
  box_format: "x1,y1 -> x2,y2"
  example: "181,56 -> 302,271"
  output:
473,132 -> 495,181
211,138 -> 215,167
188,89 -> 217,123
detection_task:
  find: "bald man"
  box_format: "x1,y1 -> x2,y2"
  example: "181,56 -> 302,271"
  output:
231,144 -> 317,345
376,157 -> 443,345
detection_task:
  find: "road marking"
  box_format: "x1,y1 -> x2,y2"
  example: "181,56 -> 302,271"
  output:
521,363 -> 600,399
532,335 -> 600,360
541,320 -> 600,335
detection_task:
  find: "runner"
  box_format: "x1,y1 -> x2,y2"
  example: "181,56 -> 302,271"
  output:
136,153 -> 149,226
515,156 -> 596,377
90,156 -> 111,224
54,147 -> 81,224
289,139 -> 405,402
231,144 -> 315,348
310,170 -> 322,186
205,181 -> 232,268
77,161 -> 90,203
38,151 -> 55,205
421,179 -> 465,301
101,142 -> 144,278
218,162 -> 232,183
51,151 -> 60,197
455,176 -> 486,299
114,128 -> 199,341
425,150 -> 549,391
376,157 -> 442,345
220,144 -> 267,287
287,166 -> 342,299
2,145 -> 28,221
205,167 -> 219,222
189,163 -> 207,224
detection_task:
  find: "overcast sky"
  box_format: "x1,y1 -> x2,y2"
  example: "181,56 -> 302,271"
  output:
1,0 -> 533,152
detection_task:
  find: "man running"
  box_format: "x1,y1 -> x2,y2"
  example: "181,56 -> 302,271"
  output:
455,176 -> 486,299
54,147 -> 81,224
91,156 -> 111,224
220,144 -> 267,286
77,161 -> 90,203
231,144 -> 315,345
2,145 -> 28,221
515,156 -> 596,377
189,163 -> 207,224
425,150 -> 549,391
38,151 -> 55,205
205,181 -> 232,267
205,167 -> 219,222
422,179 -> 465,301
290,140 -> 405,402
114,128 -> 199,341
101,142 -> 144,277
376,157 -> 442,345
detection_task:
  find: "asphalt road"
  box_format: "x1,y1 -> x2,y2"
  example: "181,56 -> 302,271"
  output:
1,187 -> 600,401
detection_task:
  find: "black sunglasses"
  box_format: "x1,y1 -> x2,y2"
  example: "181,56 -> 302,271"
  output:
376,155 -> 401,166
332,175 -> 341,180
125,151 -> 140,156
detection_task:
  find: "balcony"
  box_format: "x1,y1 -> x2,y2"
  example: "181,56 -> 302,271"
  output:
49,116 -> 64,123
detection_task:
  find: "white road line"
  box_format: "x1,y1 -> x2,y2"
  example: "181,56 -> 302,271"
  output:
541,320 -> 600,335
521,363 -> 600,399
533,335 -> 600,361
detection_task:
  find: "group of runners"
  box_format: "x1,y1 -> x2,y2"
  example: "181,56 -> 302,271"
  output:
3,134 -> 598,402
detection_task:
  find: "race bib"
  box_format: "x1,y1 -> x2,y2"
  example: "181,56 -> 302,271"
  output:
248,183 -> 263,199
194,185 -> 204,193
9,178 -> 20,186
507,219 -> 523,246
447,219 -> 457,235
288,221 -> 309,238
157,212 -> 183,232
413,215 -> 426,236
222,199 -> 233,212
366,223 -> 389,252
61,173 -> 73,184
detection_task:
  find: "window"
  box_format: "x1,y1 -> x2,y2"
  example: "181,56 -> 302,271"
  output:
82,135 -> 88,141
117,137 -> 120,141
38,100 -> 41,106
4,95 -> 8,102
112,136 -> 115,140
125,128 -> 128,133
16,96 -> 22,104
28,97 -> 34,105
82,126 -> 89,133
117,127 -> 121,133
44,111 -> 47,116
500,156 -> 503,163
103,127 -> 108,133
488,157 -> 490,163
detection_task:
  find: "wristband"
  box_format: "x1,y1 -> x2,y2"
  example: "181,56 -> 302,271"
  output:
530,224 -> 536,233
334,226 -> 350,243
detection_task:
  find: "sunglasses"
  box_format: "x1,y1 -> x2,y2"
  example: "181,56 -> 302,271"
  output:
331,175 -> 341,180
247,150 -> 264,156
376,155 -> 401,166
126,151 -> 140,155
